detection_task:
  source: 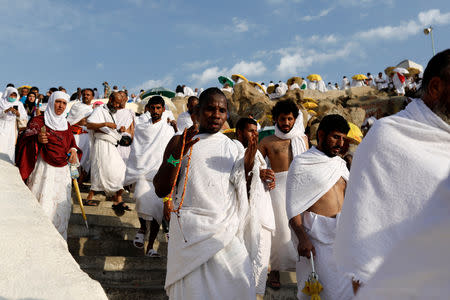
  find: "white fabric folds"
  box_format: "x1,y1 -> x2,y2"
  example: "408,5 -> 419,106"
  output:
124,115 -> 174,222
165,133 -> 255,299
355,175 -> 450,299
334,99 -> 450,283
44,91 -> 70,131
176,111 -> 193,133
286,147 -> 349,220
67,102 -> 93,126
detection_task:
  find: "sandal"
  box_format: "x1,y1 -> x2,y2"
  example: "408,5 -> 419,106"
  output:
112,202 -> 131,211
133,230 -> 145,249
83,199 -> 99,206
146,249 -> 161,258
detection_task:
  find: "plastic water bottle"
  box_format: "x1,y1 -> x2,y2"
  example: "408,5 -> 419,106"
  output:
70,164 -> 79,179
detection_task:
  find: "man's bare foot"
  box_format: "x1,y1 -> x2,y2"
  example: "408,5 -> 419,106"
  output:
267,270 -> 281,290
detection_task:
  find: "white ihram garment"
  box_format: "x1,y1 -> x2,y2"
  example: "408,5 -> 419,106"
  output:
166,133 -> 256,300
0,87 -> 27,162
269,123 -> 308,271
356,175 -> 450,300
88,106 -> 125,195
176,111 -> 193,133
27,155 -> 72,239
286,147 -> 352,299
249,150 -> 275,295
124,113 -> 174,223
393,72 -> 405,94
115,108 -> 135,164
317,80 -> 328,93
334,99 -> 450,283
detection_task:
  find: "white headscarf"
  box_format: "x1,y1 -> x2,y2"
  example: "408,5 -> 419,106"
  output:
44,91 -> 70,131
0,87 -> 20,111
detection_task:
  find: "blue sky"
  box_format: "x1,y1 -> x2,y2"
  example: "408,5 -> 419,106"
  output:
1,0 -> 449,95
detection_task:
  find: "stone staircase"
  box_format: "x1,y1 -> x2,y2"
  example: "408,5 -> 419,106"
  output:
68,186 -> 298,299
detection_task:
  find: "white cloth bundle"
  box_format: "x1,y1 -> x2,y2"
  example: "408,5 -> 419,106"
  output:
44,91 -> 70,131
355,175 -> 450,299
165,133 -> 254,294
274,122 -> 308,157
67,102 -> 93,126
334,99 -> 450,283
286,147 -> 349,219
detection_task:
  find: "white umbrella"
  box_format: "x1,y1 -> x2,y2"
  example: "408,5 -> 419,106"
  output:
396,60 -> 424,73
393,67 -> 409,74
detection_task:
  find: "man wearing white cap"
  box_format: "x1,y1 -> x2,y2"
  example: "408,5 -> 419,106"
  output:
16,91 -> 81,239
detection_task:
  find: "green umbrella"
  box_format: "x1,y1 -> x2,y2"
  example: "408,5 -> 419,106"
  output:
218,76 -> 234,87
140,87 -> 175,99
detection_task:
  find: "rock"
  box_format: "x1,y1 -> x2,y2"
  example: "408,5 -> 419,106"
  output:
276,89 -> 304,104
171,96 -> 188,115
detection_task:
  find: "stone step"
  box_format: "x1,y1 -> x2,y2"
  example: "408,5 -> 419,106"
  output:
68,237 -> 168,257
73,201 -> 137,210
68,223 -> 168,241
70,212 -> 141,228
85,268 -> 165,286
74,256 -> 167,271
103,284 -> 167,300
264,284 -> 298,300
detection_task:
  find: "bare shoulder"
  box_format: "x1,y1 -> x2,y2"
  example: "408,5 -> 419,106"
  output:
260,134 -> 279,146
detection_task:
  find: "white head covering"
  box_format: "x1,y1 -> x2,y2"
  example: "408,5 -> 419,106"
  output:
0,87 -> 20,111
67,102 -> 93,125
44,91 -> 70,131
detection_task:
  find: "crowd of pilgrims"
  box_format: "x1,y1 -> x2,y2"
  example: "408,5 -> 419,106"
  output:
0,49 -> 449,300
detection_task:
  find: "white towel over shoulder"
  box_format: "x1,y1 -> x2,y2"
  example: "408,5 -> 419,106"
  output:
334,99 -> 450,283
286,147 -> 349,219
274,122 -> 307,157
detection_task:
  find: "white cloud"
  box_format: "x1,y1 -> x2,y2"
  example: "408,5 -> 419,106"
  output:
232,17 -> 249,33
276,43 -> 355,77
418,9 -> 450,26
191,60 -> 267,86
183,60 -> 214,70
131,75 -> 174,93
309,34 -> 338,44
355,9 -> 450,41
300,7 -> 334,22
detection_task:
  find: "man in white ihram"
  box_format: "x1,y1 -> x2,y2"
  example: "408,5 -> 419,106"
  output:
334,49 -> 450,296
154,88 -> 257,299
176,96 -> 198,133
286,114 -> 353,299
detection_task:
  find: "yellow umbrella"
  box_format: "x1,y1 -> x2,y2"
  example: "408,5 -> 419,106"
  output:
307,74 -> 322,82
407,67 -> 421,75
302,252 -> 323,300
308,110 -> 317,116
267,85 -> 276,94
249,81 -> 266,94
222,128 -> 236,134
19,85 -> 32,89
384,66 -> 395,76
352,74 -> 368,80
231,74 -> 248,83
347,122 -> 363,144
303,102 -> 318,109
303,97 -> 318,103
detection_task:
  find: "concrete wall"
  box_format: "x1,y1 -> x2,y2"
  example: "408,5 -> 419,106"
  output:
0,154 -> 107,300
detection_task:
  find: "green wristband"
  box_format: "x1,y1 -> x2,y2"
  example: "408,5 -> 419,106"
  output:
167,154 -> 180,167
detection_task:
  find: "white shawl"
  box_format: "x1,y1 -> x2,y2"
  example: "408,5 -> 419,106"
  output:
286,147 -> 349,220
334,99 -> 450,283
44,91 -> 70,131
87,106 -> 122,141
176,111 -> 193,133
274,122 -> 308,157
124,116 -> 174,185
